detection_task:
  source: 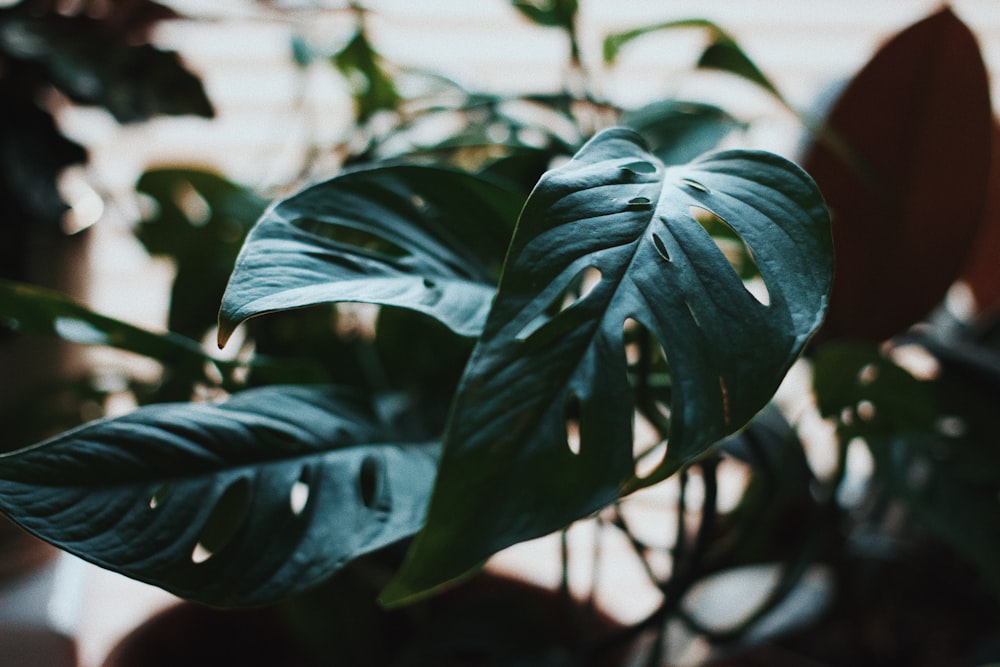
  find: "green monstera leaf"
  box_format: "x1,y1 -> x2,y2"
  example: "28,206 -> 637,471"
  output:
383,127 -> 832,603
218,165 -> 523,344
0,385 -> 439,606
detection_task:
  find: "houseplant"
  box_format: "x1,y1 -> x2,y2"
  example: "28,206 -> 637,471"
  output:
0,0 -> 213,590
0,1 -> 834,663
1,2 -> 998,664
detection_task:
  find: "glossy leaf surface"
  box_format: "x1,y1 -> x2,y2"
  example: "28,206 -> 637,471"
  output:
803,8 -> 992,341
218,166 -> 523,344
384,127 -> 832,603
0,385 -> 440,606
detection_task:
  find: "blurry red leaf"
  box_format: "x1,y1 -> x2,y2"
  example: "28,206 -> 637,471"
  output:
960,122 -> 1000,317
803,7 -> 992,341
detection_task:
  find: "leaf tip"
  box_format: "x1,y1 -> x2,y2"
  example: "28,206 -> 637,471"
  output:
601,37 -> 619,64
379,534 -> 484,608
379,564 -> 476,609
217,321 -> 236,349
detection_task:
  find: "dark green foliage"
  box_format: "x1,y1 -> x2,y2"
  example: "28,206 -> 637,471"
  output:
18,4 -> 1000,662
0,125 -> 833,609
796,9 -> 1000,614
0,97 -> 86,236
332,22 -> 401,122
384,128 -> 831,602
218,165 -> 524,342
0,385 -> 440,605
0,1 -> 213,123
0,0 -> 213,250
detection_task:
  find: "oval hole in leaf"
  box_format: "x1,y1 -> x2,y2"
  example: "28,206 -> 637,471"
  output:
419,278 -> 444,307
651,233 -> 671,262
623,317 -> 671,384
625,320 -> 676,480
148,484 -> 170,510
191,477 -> 252,565
191,543 -> 213,565
289,219 -> 409,258
578,266 -> 602,302
289,469 -> 311,517
359,456 -> 382,510
623,317 -> 642,364
680,178 -> 711,193
515,266 -> 603,343
627,196 -> 653,211
623,317 -> 672,453
565,394 -> 582,456
621,160 -> 657,175
688,205 -> 770,305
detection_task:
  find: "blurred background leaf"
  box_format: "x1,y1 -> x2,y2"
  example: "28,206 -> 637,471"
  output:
136,169 -> 267,341
331,17 -> 401,123
802,8 -> 992,342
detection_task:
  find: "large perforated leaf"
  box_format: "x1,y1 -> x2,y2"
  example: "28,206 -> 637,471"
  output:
383,127 -> 832,603
0,385 -> 439,606
218,165 -> 523,343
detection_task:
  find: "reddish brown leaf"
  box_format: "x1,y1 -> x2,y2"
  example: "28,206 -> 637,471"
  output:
803,7 -> 992,341
960,122 -> 1000,317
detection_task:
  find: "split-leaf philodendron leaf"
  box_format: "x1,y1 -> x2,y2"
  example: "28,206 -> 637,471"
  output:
383,127 -> 832,603
0,385 -> 439,606
218,165 -> 523,344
